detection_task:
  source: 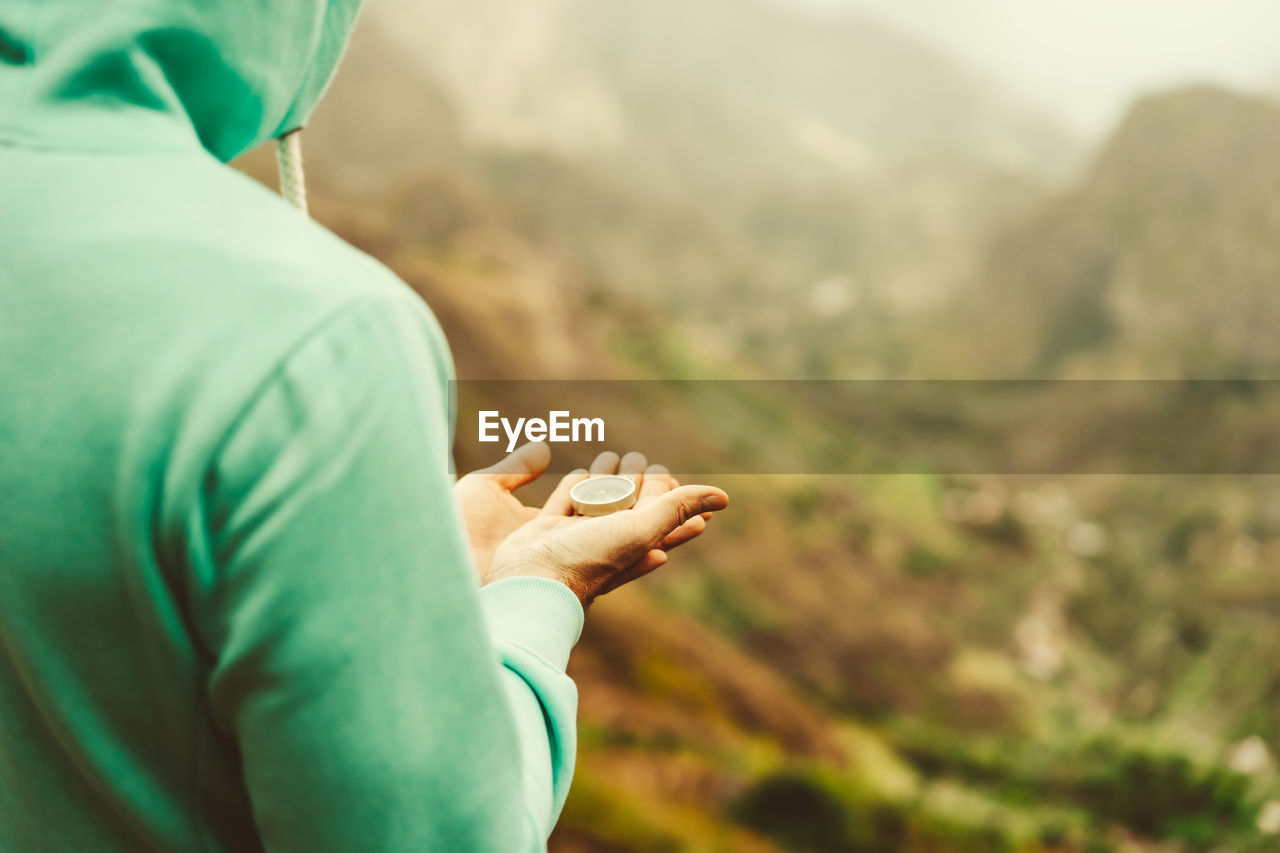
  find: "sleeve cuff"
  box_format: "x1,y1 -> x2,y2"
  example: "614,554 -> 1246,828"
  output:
478,577 -> 585,672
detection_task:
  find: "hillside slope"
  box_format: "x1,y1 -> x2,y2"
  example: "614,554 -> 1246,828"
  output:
933,86 -> 1280,378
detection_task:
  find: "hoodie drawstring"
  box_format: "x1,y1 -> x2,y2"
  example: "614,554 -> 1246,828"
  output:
276,129 -> 309,216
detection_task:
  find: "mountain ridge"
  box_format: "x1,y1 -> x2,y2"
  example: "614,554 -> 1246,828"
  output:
929,84 -> 1280,378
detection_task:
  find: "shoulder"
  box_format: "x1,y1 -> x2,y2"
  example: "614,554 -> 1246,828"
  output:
153,157 -> 457,413
124,159 -> 459,518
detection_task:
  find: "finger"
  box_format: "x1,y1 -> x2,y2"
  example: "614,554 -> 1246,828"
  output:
628,485 -> 729,548
589,451 -> 621,475
480,441 -> 552,490
540,468 -> 589,517
619,451 -> 647,488
664,473 -> 713,521
637,463 -> 675,505
659,514 -> 706,551
597,549 -> 668,598
638,548 -> 668,575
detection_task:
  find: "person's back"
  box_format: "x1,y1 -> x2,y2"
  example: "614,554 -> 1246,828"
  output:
0,3 -> 732,849
0,2 -> 587,849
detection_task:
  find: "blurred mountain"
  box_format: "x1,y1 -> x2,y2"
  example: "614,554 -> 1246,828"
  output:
934,85 -> 1280,378
304,2 -> 1080,377
366,0 -> 1075,190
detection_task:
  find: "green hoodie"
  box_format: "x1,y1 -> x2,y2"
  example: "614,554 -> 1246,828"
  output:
0,2 -> 583,850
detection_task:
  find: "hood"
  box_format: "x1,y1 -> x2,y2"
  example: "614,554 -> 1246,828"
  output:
0,0 -> 362,162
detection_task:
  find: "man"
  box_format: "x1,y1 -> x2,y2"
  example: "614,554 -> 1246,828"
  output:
0,1 -> 729,850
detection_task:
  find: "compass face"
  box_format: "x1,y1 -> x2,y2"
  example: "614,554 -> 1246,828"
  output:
571,475 -> 639,516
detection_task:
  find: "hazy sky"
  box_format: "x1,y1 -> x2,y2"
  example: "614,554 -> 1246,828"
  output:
781,0 -> 1280,138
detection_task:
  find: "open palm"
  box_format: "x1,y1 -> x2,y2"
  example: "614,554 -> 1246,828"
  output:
453,442 -> 548,579
484,451 -> 723,606
455,445 -> 726,604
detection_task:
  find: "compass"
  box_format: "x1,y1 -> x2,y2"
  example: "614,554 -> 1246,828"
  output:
570,475 -> 639,516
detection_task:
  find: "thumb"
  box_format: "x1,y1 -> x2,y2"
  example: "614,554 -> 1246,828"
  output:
629,485 -> 729,547
480,441 -> 552,490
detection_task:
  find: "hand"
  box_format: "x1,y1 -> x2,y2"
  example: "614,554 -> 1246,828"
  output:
484,450 -> 729,608
453,442 -> 551,580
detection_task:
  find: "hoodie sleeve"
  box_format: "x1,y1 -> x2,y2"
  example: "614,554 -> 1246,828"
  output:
195,291 -> 581,852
